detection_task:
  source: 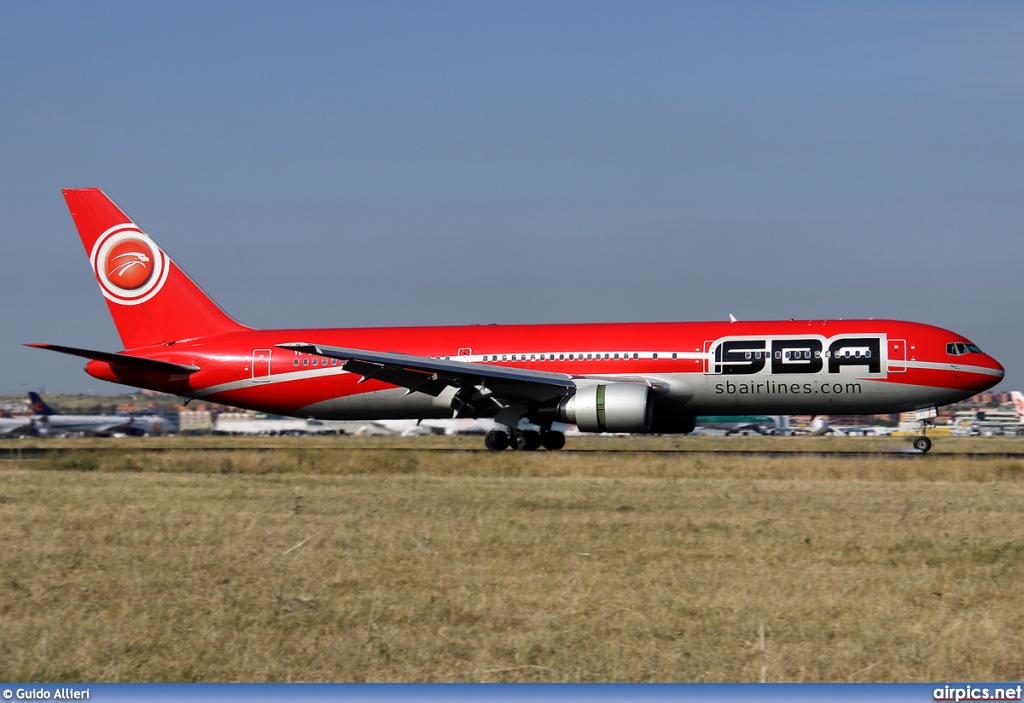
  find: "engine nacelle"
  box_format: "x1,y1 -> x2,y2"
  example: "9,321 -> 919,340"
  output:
559,383 -> 653,433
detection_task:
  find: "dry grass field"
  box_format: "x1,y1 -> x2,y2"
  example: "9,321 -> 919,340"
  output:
1,437 -> 1023,682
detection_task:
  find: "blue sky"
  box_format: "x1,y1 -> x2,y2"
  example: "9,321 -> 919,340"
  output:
2,1 -> 1021,395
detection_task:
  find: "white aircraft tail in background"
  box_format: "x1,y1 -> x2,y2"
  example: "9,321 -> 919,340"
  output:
783,417 -> 832,436
1011,392 -> 1024,424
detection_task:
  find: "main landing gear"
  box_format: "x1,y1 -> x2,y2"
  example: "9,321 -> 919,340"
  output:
485,429 -> 566,451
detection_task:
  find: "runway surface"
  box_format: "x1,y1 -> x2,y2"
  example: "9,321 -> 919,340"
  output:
6,444 -> 1024,459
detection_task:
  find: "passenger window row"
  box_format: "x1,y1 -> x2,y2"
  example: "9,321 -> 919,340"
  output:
475,352 -> 681,362
288,351 -> 692,369
293,357 -> 340,367
755,350 -> 872,360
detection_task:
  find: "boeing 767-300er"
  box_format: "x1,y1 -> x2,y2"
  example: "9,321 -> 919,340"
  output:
28,189 -> 1004,452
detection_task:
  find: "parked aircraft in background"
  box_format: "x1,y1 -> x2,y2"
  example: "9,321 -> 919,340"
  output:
0,416 -> 35,437
375,418 -> 502,436
785,417 -> 834,436
844,427 -> 893,436
694,415 -> 859,437
27,189 -> 1004,452
124,412 -> 176,436
213,415 -> 346,436
28,391 -> 134,437
211,415 -> 499,437
821,421 -> 895,437
694,415 -> 778,435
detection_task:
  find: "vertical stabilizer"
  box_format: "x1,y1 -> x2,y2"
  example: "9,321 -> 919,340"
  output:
28,392 -> 55,416
63,188 -> 250,350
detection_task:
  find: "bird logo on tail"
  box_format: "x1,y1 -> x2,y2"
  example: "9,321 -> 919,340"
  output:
90,224 -> 168,305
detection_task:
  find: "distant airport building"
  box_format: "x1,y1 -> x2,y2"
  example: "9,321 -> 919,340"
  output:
179,409 -> 213,433
0,400 -> 30,416
967,391 -> 1012,405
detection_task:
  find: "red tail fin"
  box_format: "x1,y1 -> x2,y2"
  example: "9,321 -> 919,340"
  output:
63,188 -> 250,350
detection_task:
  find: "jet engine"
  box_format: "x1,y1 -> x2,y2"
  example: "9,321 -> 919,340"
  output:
557,383 -> 653,433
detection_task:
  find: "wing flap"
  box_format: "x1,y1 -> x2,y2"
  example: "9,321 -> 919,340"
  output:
341,358 -> 451,396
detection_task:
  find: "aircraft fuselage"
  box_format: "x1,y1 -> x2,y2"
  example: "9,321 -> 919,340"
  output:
82,319 -> 1001,422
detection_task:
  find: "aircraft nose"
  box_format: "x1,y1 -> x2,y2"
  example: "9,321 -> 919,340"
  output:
972,353 -> 1005,392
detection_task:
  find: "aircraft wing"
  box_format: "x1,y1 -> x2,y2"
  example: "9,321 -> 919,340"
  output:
276,342 -> 576,411
0,418 -> 35,436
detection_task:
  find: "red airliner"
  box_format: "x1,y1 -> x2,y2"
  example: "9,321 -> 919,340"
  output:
29,189 -> 1004,452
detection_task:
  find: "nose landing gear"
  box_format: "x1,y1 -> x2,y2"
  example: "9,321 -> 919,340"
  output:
913,419 -> 932,453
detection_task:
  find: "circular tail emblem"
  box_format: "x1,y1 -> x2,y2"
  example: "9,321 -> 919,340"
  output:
90,224 -> 169,305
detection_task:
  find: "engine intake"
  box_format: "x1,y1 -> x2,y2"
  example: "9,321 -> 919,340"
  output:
559,383 -> 653,433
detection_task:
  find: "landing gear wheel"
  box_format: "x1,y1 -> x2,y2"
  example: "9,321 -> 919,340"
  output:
522,430 -> 543,451
541,431 -> 566,450
913,436 -> 932,453
510,430 -> 528,451
485,430 -> 509,451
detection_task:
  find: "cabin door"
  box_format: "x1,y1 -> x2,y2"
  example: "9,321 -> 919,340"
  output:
887,339 -> 907,374
252,349 -> 272,383
703,340 -> 720,374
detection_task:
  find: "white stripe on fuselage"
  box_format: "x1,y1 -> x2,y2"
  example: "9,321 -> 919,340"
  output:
187,350 -> 706,398
903,360 -> 1004,377
184,343 -> 1000,402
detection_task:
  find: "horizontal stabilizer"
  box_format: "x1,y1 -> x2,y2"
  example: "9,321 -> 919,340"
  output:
25,343 -> 200,374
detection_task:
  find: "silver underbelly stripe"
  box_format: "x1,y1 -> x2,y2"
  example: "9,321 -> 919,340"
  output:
191,367 -> 350,398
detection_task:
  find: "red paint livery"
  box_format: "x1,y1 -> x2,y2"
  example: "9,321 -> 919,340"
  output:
29,189 -> 1004,452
